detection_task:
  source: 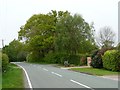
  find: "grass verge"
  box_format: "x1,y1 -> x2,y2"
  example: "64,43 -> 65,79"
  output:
2,63 -> 24,88
0,72 -> 2,90
70,68 -> 118,76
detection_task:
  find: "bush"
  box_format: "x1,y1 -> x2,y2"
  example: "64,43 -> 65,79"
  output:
91,47 -> 113,68
44,53 -> 68,64
2,53 -> 9,72
67,55 -> 80,65
91,50 -> 103,68
102,50 -> 120,71
44,53 -> 87,66
43,53 -> 59,63
115,51 -> 120,71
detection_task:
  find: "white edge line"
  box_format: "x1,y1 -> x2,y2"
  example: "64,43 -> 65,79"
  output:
70,79 -> 94,90
43,68 -> 48,71
51,72 -> 62,77
16,64 -> 33,89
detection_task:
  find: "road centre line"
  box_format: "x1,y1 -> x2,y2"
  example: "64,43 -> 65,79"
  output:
51,72 -> 62,77
43,68 -> 48,71
70,79 -> 94,90
16,64 -> 33,90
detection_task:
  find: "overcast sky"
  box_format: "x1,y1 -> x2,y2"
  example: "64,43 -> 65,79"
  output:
0,0 -> 119,48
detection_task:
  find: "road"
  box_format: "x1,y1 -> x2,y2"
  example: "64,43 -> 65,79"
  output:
13,62 -> 118,89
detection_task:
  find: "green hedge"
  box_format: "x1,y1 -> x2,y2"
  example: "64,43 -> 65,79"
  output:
44,53 -> 68,64
102,50 -> 120,71
2,53 -> 9,72
44,53 -> 87,66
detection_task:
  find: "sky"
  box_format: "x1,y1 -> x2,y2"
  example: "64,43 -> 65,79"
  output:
0,0 -> 119,48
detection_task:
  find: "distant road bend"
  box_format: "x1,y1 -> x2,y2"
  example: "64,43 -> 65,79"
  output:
13,62 -> 118,89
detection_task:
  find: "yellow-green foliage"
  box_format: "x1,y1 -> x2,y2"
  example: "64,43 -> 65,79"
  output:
102,50 -> 120,71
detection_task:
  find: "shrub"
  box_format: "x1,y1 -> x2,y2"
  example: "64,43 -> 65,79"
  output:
91,47 -> 113,68
2,53 -> 9,72
44,53 -> 87,66
67,55 -> 80,65
43,53 -> 60,63
91,50 -> 103,68
91,52 -> 103,68
102,50 -> 120,71
115,51 -> 120,71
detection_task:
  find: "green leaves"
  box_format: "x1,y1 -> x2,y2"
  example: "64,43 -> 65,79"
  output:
102,50 -> 120,71
3,40 -> 27,62
55,13 -> 96,55
18,10 -> 97,63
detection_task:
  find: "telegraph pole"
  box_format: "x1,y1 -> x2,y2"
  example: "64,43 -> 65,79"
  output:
2,39 -> 4,48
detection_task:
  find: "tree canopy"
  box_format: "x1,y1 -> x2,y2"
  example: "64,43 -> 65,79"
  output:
17,10 -> 97,62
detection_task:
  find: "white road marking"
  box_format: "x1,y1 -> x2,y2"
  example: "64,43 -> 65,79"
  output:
16,64 -> 33,90
51,72 -> 62,77
43,68 -> 48,71
70,79 -> 94,90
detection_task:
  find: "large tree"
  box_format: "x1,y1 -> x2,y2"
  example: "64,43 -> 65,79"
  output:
55,14 -> 96,54
96,26 -> 115,48
18,10 -> 70,61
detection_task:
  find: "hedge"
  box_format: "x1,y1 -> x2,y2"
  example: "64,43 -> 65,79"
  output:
102,50 -> 120,71
44,52 -> 87,66
1,53 -> 9,72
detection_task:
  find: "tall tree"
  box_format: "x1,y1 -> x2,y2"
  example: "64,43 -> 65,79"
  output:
96,26 -> 115,48
55,14 -> 96,54
18,10 -> 70,60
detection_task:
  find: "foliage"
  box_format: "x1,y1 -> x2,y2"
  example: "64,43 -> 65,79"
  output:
102,50 -> 120,71
55,13 -> 96,55
1,53 -> 9,72
18,11 -> 61,62
44,52 -> 87,66
18,10 -> 97,63
115,51 -> 120,71
44,52 -> 68,64
17,51 -> 28,62
91,47 -> 113,68
117,43 -> 120,51
26,51 -> 44,62
91,50 -> 103,68
2,39 -> 27,62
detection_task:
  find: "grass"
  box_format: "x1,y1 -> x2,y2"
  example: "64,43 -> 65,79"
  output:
70,67 -> 118,76
2,63 -> 24,88
0,72 -> 2,90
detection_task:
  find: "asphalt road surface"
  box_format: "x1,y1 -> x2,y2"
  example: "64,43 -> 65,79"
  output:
13,62 -> 118,89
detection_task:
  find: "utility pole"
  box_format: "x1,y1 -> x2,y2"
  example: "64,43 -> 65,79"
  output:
2,39 -> 4,48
